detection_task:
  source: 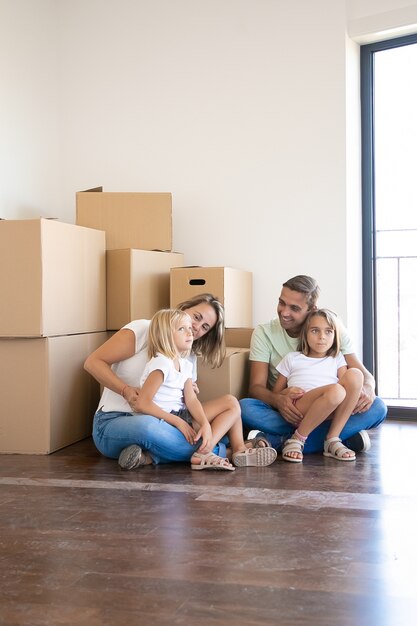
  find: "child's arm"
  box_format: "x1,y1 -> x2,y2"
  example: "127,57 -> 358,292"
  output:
183,379 -> 212,451
135,370 -> 196,444
273,373 -> 305,397
337,365 -> 348,380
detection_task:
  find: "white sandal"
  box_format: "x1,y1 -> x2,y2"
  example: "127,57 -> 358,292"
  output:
282,437 -> 304,463
323,437 -> 356,461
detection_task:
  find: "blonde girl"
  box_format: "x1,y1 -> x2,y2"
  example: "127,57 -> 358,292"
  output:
135,309 -> 277,471
273,308 -> 363,463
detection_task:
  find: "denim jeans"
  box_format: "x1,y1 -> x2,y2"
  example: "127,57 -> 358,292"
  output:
239,396 -> 387,453
92,410 -> 227,464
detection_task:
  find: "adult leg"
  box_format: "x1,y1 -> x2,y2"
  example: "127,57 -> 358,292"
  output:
240,398 -> 294,449
92,411 -> 226,464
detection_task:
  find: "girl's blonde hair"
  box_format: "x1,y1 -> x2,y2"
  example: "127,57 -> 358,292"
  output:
147,309 -> 191,359
177,293 -> 226,368
298,308 -> 340,357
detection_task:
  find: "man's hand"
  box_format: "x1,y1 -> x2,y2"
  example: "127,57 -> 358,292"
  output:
353,383 -> 375,414
273,387 -> 305,426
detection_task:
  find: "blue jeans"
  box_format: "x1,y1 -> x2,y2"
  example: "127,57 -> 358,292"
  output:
92,410 -> 227,464
239,396 -> 387,453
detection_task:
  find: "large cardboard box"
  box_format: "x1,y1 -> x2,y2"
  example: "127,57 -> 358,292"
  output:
76,187 -> 172,251
225,328 -> 254,348
0,332 -> 109,454
0,218 -> 106,337
107,249 -> 185,329
196,347 -> 250,403
170,266 -> 252,328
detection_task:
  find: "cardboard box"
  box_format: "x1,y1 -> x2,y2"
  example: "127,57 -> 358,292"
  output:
196,347 -> 250,403
170,266 -> 252,328
0,218 -> 106,337
225,328 -> 254,348
107,249 -> 185,329
0,332 -> 109,454
76,187 -> 172,251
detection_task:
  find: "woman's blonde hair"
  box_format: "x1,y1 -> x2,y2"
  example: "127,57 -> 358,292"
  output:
177,293 -> 226,368
147,309 -> 191,359
297,308 -> 340,357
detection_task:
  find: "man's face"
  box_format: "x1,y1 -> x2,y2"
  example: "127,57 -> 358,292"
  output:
277,287 -> 311,337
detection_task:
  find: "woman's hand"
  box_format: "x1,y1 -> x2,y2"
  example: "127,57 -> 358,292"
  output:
124,386 -> 140,412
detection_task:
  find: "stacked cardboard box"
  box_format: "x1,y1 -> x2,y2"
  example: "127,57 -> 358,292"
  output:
170,266 -> 253,401
0,218 -> 107,453
1,188 -> 255,453
76,188 -> 185,330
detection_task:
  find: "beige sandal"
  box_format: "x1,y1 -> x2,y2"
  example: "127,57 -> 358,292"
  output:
323,437 -> 356,461
191,452 -> 235,471
232,446 -> 277,467
282,437 -> 304,463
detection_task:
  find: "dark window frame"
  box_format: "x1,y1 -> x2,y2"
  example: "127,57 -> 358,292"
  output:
361,33 -> 417,420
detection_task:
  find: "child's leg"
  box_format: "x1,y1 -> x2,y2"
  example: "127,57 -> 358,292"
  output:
283,384 -> 345,461
202,394 -> 244,451
326,368 -> 364,439
323,368 -> 364,460
201,395 -> 277,467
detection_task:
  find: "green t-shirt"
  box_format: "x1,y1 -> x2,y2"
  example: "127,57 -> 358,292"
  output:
250,317 -> 355,390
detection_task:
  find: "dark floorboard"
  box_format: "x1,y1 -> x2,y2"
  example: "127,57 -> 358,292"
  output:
1,420 -> 416,625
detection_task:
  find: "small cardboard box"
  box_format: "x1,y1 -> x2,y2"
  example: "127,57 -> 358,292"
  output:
0,218 -> 106,337
225,328 -> 254,348
196,347 -> 250,403
107,249 -> 185,329
0,332 -> 109,454
76,187 -> 172,251
170,266 -> 252,328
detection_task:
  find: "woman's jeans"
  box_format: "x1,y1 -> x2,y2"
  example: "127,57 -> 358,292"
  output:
239,396 -> 387,454
92,411 -> 227,464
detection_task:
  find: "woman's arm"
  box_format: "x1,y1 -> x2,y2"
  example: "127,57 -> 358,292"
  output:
84,328 -> 139,404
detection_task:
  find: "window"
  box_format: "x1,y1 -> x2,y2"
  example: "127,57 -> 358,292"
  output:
361,34 -> 417,419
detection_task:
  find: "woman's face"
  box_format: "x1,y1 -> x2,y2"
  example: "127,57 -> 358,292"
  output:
184,303 -> 217,339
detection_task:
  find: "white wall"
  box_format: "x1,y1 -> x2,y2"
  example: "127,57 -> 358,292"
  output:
2,0 -> 417,342
0,0 -> 61,218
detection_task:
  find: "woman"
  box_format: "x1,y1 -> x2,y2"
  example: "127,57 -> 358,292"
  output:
84,293 -> 248,469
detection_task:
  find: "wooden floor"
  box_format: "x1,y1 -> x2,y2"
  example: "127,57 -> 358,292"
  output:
1,420 -> 417,626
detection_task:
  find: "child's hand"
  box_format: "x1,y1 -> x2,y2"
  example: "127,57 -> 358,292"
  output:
194,422 -> 212,453
176,421 -> 197,445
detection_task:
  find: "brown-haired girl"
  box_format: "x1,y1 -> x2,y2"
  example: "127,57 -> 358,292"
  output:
273,308 -> 363,463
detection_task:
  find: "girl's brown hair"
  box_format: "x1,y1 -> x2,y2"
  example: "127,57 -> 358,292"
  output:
297,308 -> 340,357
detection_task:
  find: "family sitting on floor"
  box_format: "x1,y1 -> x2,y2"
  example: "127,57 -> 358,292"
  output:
84,275 -> 387,471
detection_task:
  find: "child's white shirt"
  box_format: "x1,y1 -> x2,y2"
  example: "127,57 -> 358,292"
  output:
276,351 -> 347,392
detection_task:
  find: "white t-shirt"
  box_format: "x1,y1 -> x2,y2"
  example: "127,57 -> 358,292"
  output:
276,351 -> 347,392
98,319 -> 197,413
250,317 -> 354,389
140,353 -> 193,412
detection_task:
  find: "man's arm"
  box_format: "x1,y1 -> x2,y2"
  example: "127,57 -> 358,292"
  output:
344,353 -> 376,412
248,361 -> 304,425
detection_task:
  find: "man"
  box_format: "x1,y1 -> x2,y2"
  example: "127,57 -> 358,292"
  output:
240,275 -> 387,453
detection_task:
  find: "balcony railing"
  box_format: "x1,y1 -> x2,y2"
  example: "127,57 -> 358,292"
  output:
375,228 -> 417,408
